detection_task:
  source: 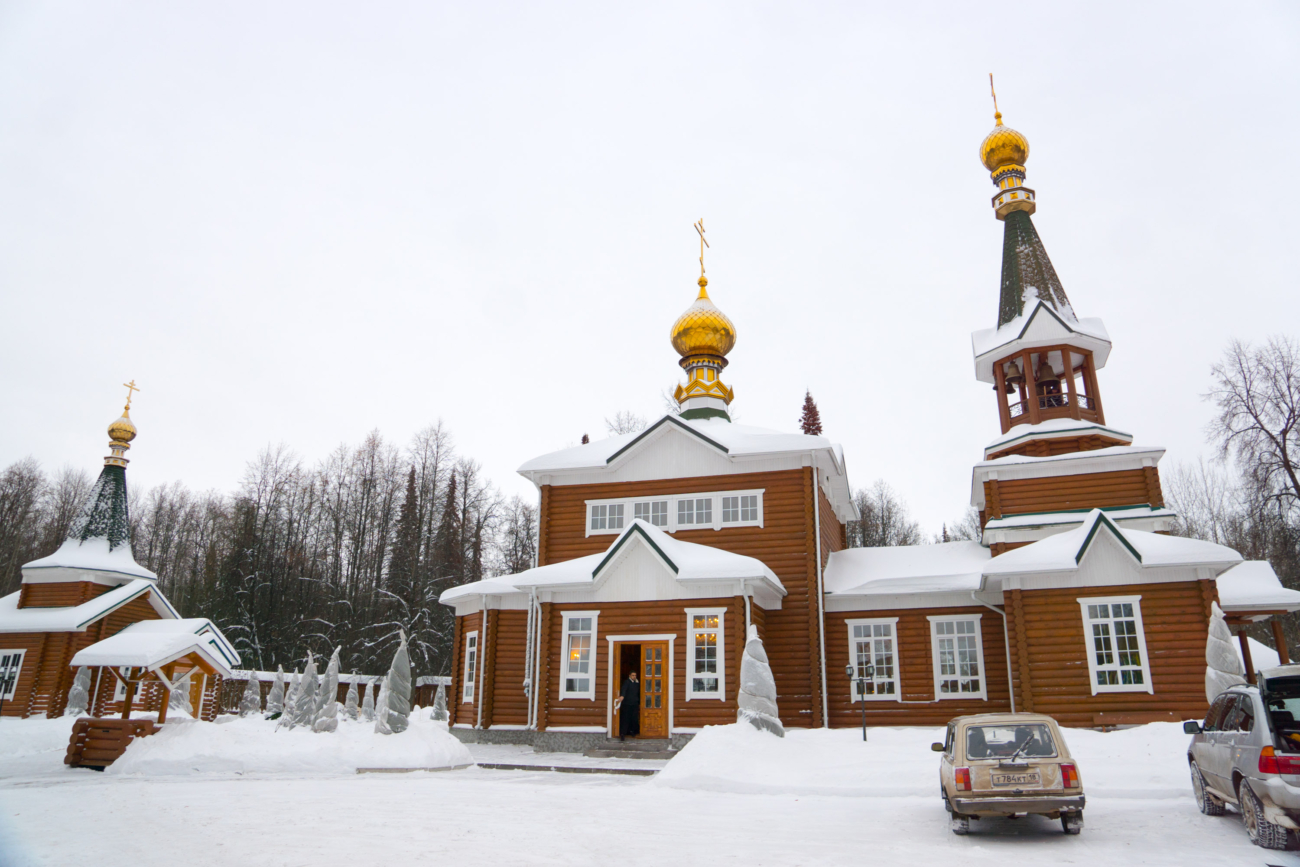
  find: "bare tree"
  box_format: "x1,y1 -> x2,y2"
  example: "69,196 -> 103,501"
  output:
1208,337 -> 1300,515
936,506 -> 982,543
605,411 -> 648,436
847,480 -> 923,548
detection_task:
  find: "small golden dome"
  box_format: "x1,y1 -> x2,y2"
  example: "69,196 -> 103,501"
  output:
671,277 -> 736,358
108,408 -> 137,444
979,113 -> 1030,172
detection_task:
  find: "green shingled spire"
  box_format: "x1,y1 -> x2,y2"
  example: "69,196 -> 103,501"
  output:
67,464 -> 132,552
997,205 -> 1076,329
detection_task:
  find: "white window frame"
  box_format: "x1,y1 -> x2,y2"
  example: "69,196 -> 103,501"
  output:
585,489 -> 765,536
685,608 -> 726,700
846,617 -> 901,702
928,615 -> 987,700
1078,595 -> 1154,695
0,649 -> 25,701
462,631 -> 479,703
559,611 -> 600,700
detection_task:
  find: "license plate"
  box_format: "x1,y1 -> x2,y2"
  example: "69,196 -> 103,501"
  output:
992,772 -> 1041,787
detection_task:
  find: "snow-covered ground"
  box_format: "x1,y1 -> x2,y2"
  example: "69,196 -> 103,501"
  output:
1,716 -> 1296,866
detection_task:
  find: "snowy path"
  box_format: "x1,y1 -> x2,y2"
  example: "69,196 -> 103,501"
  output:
2,718 -> 1298,866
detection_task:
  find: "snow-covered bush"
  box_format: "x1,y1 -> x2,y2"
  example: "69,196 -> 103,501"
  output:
375,631 -> 412,735
64,666 -> 91,717
266,666 -> 286,718
293,652 -> 319,729
737,625 -> 783,737
361,680 -> 375,722
373,674 -> 391,735
313,647 -> 341,733
344,678 -> 359,720
430,683 -> 448,722
1206,602 -> 1247,703
239,674 -> 263,717
170,671 -> 193,716
282,668 -> 301,722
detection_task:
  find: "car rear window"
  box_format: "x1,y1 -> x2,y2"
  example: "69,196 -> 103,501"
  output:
966,723 -> 1058,759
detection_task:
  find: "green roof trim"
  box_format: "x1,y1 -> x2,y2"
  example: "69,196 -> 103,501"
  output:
591,522 -> 679,579
1075,512 -> 1143,565
679,406 -> 730,422
74,582 -> 154,630
605,415 -> 730,465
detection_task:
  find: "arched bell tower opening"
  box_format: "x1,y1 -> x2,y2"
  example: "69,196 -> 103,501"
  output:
992,345 -> 1105,434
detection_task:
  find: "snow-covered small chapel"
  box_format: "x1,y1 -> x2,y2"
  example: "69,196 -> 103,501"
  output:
439,105 -> 1300,747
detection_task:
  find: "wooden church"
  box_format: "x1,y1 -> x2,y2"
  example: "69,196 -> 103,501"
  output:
439,102 -> 1300,747
0,393 -> 238,719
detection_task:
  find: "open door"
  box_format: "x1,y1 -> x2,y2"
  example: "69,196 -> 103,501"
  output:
640,642 -> 668,738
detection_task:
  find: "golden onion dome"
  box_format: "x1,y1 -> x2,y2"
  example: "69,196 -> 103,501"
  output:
108,408 -> 137,444
671,277 -> 736,358
979,113 -> 1030,172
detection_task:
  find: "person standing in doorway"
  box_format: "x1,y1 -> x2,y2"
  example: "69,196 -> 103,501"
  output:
617,670 -> 640,741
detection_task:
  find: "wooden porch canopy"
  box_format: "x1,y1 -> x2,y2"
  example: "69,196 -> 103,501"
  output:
70,618 -> 238,722
1217,561 -> 1300,678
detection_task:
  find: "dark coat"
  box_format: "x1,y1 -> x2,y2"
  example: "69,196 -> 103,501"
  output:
618,676 -> 640,737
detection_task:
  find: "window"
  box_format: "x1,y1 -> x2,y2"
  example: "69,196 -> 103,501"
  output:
1203,694 -> 1233,732
585,489 -> 763,535
847,618 -> 900,701
634,500 -> 668,527
1223,695 -> 1255,733
0,649 -> 24,701
1079,596 -> 1153,694
929,616 -> 986,700
560,612 -> 599,699
686,609 -> 725,699
462,632 -> 479,703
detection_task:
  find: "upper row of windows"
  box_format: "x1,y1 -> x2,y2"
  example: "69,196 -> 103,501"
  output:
585,489 -> 764,535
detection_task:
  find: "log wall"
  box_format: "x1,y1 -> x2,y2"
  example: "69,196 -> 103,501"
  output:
984,468 -> 1160,520
18,582 -> 111,609
825,606 -> 1012,727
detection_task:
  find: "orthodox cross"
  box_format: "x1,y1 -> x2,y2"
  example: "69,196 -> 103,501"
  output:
989,73 -> 1000,116
694,218 -> 709,276
122,380 -> 140,409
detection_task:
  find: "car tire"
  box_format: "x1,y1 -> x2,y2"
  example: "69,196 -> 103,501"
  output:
1240,780 -> 1290,850
950,815 -> 969,835
1190,761 -> 1225,816
1061,812 -> 1083,835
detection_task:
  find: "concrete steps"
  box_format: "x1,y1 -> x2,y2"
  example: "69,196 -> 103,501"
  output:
582,738 -> 679,761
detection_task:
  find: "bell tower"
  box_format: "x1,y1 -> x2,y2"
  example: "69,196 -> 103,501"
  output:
968,84 -> 1173,552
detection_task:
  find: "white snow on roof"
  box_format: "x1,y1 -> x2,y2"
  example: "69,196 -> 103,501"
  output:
971,299 -> 1110,359
976,444 -> 1164,471
984,419 -> 1133,454
518,414 -> 841,475
982,510 -> 1241,576
71,618 -> 239,676
1217,561 -> 1300,612
23,536 -> 157,582
441,519 -> 784,603
983,505 -> 1176,531
824,542 -> 991,597
0,578 -> 176,633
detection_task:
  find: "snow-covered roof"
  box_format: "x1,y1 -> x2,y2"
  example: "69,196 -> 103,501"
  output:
71,618 -> 239,676
982,504 -> 1176,532
23,536 -> 157,582
0,578 -> 177,633
441,519 -> 785,604
1217,561 -> 1300,614
982,510 -> 1241,577
519,414 -> 843,475
971,299 -> 1112,384
824,542 -> 991,598
983,418 -> 1133,459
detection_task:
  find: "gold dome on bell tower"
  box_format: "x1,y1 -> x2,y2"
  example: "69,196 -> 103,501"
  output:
672,220 -> 735,421
105,380 -> 140,468
980,75 -> 1037,220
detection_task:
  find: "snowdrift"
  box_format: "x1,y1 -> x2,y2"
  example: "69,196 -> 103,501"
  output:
107,713 -> 471,776
654,721 -> 1196,799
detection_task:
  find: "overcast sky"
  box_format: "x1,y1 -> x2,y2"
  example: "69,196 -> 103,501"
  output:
1,2 -> 1297,534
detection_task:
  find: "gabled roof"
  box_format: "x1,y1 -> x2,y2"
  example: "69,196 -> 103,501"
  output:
0,578 -> 178,633
983,418 -> 1133,459
23,537 -> 158,582
440,519 -> 785,604
71,617 -> 240,677
981,509 -> 1241,577
971,299 -> 1111,384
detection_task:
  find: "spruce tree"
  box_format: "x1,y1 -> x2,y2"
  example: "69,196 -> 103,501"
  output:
581,433 -> 590,444
799,390 -> 823,436
436,471 -> 463,584
344,678 -> 359,720
239,673 -> 263,717
313,647 -> 341,733
266,665 -> 286,718
387,467 -> 421,604
64,666 -> 91,717
292,652 -> 319,728
361,679 -> 376,721
430,682 -> 448,722
376,630 -> 412,734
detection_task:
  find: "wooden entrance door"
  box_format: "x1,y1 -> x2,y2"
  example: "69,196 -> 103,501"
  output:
640,642 -> 668,738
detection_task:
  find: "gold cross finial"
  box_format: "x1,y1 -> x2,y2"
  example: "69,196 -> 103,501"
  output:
694,218 -> 709,277
122,380 -> 140,410
989,73 -> 1001,122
